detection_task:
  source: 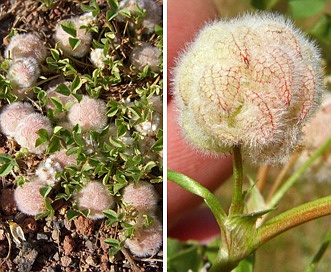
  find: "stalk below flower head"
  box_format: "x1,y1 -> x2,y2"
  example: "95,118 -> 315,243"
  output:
173,13 -> 324,165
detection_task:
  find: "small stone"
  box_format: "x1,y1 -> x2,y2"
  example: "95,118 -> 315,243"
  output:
60,256 -> 72,267
0,229 -> 5,241
100,236 -> 110,251
36,233 -> 48,240
86,255 -> 96,267
63,235 -> 75,255
85,240 -> 94,251
22,217 -> 37,233
53,252 -> 60,261
63,218 -> 74,231
73,216 -> 95,236
51,229 -> 60,243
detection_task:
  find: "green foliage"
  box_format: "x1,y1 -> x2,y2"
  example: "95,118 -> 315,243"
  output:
0,154 -> 19,177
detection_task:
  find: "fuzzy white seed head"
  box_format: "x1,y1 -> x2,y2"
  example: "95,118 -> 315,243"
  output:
119,0 -> 161,34
76,181 -> 114,220
14,179 -> 47,216
173,13 -> 324,165
122,181 -> 159,214
68,95 -> 108,132
15,113 -> 53,154
130,42 -> 161,72
50,149 -> 76,168
77,12 -> 96,26
294,93 -> 331,182
54,18 -> 92,58
7,57 -> 40,89
124,216 -> 162,257
90,48 -> 109,69
0,102 -> 35,137
36,157 -> 63,186
5,33 -> 47,63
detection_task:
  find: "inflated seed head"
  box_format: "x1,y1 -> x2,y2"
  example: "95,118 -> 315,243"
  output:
76,181 -> 114,220
118,0 -> 162,34
14,179 -> 47,216
35,157 -> 63,186
124,216 -> 162,257
173,13 -> 324,165
7,57 -> 40,89
294,93 -> 331,183
130,42 -> 161,72
0,102 -> 35,137
15,113 -> 53,154
50,149 -> 76,168
90,48 -> 108,69
67,95 -> 108,132
122,181 -> 159,214
54,18 -> 92,58
4,33 -> 47,63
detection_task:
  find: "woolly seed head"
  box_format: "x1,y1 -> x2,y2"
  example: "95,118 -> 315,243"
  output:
54,18 -> 92,58
49,149 -> 76,168
15,113 -> 53,154
130,42 -> 161,72
0,102 -> 34,137
5,33 -> 47,63
118,0 -> 161,34
76,181 -> 114,220
173,13 -> 324,165
14,179 -> 47,216
7,57 -> 40,89
124,216 -> 162,257
35,157 -> 62,186
122,181 -> 159,214
90,48 -> 108,69
293,93 -> 331,183
68,95 -> 108,132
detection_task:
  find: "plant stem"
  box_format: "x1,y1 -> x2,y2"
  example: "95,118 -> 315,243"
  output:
167,169 -> 227,232
267,136 -> 331,209
306,225 -> 331,272
229,145 -> 244,216
256,195 -> 331,246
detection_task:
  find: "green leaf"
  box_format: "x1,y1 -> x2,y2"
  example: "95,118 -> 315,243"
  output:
71,75 -> 82,94
61,21 -> 77,37
55,83 -> 71,96
106,9 -> 118,21
40,186 -> 52,197
107,0 -> 118,10
50,96 -> 63,111
232,254 -> 255,272
67,209 -> 81,220
35,128 -> 50,147
289,0 -> 326,18
69,37 -> 81,51
0,154 -> 18,177
104,238 -> 120,246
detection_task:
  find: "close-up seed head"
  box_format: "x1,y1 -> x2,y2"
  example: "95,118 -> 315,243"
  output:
67,95 -> 108,132
90,48 -> 108,69
124,216 -> 162,257
173,13 -> 324,165
15,113 -> 53,154
0,102 -> 35,137
14,179 -> 47,216
122,181 -> 159,214
76,181 -> 114,220
4,33 -> 47,63
7,57 -> 40,89
54,18 -> 92,58
130,42 -> 161,72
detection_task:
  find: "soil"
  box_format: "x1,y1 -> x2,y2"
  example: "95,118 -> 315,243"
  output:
0,0 -> 163,271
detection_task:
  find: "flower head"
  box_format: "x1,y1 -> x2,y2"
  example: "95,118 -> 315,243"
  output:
294,93 -> 331,182
15,113 -> 53,154
14,179 -> 47,216
130,42 -> 161,72
7,57 -> 40,89
173,13 -> 323,165
5,33 -> 47,63
54,18 -> 92,58
76,181 -> 114,220
90,48 -> 109,69
118,0 -> 161,34
122,181 -> 159,214
124,216 -> 162,257
0,102 -> 34,137
67,95 -> 108,132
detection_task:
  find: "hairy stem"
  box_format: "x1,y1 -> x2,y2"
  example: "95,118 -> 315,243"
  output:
229,145 -> 244,216
257,195 -> 331,246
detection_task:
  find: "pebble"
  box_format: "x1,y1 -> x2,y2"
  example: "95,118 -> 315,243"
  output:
36,233 -> 48,240
85,240 -> 94,251
51,229 -> 60,243
86,255 -> 97,267
61,256 -> 72,267
53,252 -> 60,261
